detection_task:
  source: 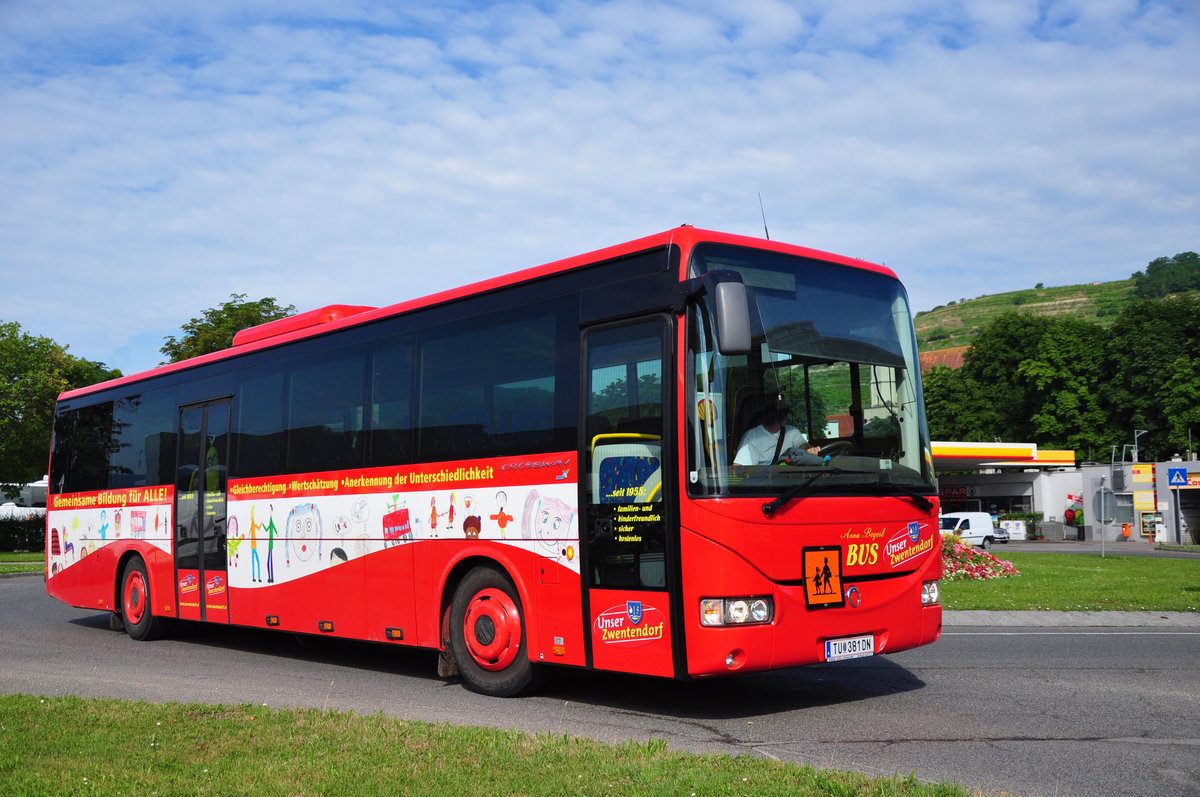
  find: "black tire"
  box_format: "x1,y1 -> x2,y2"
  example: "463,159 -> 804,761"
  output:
120,558 -> 172,641
448,566 -> 538,697
981,537 -> 993,551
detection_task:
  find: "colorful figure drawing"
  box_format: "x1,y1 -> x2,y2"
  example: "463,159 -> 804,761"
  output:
264,505 -> 277,584
226,515 -> 242,565
490,491 -> 514,538
249,505 -> 263,583
430,496 -> 439,532
285,502 -> 322,564
522,490 -> 577,556
463,515 -> 482,539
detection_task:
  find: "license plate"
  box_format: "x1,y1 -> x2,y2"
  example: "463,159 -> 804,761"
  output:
824,633 -> 875,662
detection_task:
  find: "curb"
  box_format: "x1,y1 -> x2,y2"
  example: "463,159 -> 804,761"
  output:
0,569 -> 44,579
944,610 -> 1200,628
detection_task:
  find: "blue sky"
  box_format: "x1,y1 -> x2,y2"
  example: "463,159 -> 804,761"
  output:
2,0 -> 1198,375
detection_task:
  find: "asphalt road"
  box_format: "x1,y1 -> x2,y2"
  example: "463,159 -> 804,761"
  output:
4,575 -> 1199,797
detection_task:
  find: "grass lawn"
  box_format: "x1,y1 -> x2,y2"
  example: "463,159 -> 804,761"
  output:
0,695 -> 968,796
941,552 -> 1200,611
0,551 -> 43,575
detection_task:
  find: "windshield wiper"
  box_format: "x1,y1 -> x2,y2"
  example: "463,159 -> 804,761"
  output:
760,468 -> 873,518
868,482 -> 935,511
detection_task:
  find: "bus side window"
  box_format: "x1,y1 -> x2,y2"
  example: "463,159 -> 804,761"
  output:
416,302 -> 568,462
368,340 -> 414,466
284,350 -> 366,474
234,368 -> 284,478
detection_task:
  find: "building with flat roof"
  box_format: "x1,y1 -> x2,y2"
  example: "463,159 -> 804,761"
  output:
932,442 -> 1198,544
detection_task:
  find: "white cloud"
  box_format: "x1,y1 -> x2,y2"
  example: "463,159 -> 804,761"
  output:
1,0 -> 1197,373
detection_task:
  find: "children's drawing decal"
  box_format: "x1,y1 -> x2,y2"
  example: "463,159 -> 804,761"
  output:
46,486 -> 173,579
490,491 -> 514,537
382,500 -> 412,546
522,489 -> 577,561
223,453 -> 580,590
285,502 -> 322,564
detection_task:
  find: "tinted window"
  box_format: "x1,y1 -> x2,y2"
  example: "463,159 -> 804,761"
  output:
109,388 -> 177,488
233,367 -> 284,478
368,339 -> 414,467
49,402 -> 114,494
285,350 -> 365,473
417,303 -> 571,462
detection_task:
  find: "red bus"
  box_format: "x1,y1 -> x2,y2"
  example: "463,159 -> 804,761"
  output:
46,226 -> 941,696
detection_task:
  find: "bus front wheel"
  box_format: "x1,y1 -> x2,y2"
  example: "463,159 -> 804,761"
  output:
448,566 -> 537,697
120,558 -> 171,641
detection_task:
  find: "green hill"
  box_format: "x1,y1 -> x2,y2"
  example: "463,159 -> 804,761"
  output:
914,278 -> 1137,352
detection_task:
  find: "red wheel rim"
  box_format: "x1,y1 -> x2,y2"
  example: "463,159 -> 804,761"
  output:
462,587 -> 522,672
124,570 -> 147,626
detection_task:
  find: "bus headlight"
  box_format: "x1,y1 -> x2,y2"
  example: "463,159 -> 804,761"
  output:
700,597 -> 774,626
921,580 -> 941,606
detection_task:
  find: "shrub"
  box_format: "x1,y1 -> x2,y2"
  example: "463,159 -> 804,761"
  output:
0,517 -> 45,552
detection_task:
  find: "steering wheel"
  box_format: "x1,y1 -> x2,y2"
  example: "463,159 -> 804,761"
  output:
818,440 -> 853,458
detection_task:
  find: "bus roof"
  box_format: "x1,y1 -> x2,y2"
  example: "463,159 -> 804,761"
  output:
58,226 -> 896,402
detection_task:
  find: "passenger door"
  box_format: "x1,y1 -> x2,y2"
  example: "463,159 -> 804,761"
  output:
582,318 -> 675,676
174,399 -> 231,623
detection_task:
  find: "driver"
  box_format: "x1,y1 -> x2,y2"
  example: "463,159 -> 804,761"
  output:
733,404 -> 820,466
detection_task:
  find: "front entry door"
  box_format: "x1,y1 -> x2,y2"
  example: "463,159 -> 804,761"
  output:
175,399 -> 231,623
582,318 -> 675,677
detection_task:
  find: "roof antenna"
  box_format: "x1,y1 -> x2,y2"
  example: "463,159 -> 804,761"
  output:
757,193 -> 770,240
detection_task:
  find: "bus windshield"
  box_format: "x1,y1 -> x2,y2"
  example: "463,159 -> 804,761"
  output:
687,244 -> 935,500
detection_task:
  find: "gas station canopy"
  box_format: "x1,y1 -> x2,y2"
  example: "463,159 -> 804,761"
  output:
931,441 -> 1075,472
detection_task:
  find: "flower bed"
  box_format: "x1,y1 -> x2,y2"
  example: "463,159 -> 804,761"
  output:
941,535 -> 1020,581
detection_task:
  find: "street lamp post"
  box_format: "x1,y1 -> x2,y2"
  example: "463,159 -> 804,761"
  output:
1133,429 -> 1147,463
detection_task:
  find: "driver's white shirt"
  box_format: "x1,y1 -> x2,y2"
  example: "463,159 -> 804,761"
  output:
733,424 -> 809,466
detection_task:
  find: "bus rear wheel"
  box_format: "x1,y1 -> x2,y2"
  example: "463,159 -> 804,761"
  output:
448,566 -> 537,697
120,558 -> 171,641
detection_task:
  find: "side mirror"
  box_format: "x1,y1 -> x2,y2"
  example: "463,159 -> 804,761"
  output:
675,270 -> 752,356
710,280 -> 751,355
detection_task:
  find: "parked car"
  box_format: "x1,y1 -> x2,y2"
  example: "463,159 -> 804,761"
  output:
940,511 -> 1006,550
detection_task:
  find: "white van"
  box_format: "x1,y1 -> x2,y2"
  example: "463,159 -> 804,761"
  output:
940,511 -> 1006,550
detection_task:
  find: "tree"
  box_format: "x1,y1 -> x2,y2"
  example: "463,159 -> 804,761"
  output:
1131,252 -> 1200,299
958,311 -> 1052,441
0,321 -> 119,492
921,364 -> 995,441
160,294 -> 295,363
1102,295 -> 1200,460
1015,317 -> 1108,455
923,312 -> 1109,455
